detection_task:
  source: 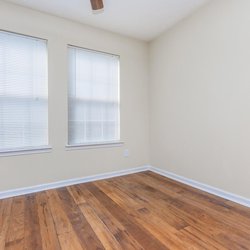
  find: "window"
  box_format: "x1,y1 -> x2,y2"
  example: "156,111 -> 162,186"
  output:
0,31 -> 48,153
68,46 -> 120,146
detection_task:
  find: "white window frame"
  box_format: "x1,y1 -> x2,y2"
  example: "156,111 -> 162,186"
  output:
0,30 -> 51,156
66,45 -> 123,150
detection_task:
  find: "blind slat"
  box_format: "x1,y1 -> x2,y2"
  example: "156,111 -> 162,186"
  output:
68,46 -> 120,145
0,31 -> 48,151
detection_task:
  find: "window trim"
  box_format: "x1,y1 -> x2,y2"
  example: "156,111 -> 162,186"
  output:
67,44 -> 120,58
0,145 -> 52,157
67,44 -> 121,148
0,29 -> 47,42
65,141 -> 124,150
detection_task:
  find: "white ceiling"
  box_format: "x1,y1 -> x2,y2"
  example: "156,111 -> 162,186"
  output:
4,0 -> 210,41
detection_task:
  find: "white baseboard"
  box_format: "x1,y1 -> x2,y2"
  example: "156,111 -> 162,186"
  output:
0,165 -> 150,200
150,166 -> 250,208
1,164 -> 250,208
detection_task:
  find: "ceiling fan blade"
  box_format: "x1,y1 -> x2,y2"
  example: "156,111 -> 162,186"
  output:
90,0 -> 104,10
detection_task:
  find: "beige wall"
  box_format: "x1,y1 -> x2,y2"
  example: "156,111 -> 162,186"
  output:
149,0 -> 250,198
1,0 -> 250,200
0,1 -> 150,191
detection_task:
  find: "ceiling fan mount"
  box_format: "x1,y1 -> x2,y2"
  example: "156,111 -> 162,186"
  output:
90,0 -> 104,12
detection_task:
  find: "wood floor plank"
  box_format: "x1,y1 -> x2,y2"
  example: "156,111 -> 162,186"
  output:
120,173 -> 250,249
1,171 -> 250,249
5,196 -> 25,250
95,180 -> 145,210
0,199 -> 13,250
109,174 -> 228,247
96,179 -> 205,249
76,185 -> 145,250
46,189 -> 85,250
225,200 -> 250,220
36,192 -> 61,250
99,178 -> 189,230
85,182 -> 171,250
67,185 -> 87,205
46,190 -> 73,235
177,226 -> 222,250
79,202 -> 122,250
24,194 -> 43,250
57,232 -> 84,250
143,172 -> 250,230
56,187 -> 104,250
95,181 -> 184,249
130,172 -> 250,246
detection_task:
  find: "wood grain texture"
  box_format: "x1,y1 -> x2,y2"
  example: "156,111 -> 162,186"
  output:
0,171 -> 250,249
90,0 -> 103,10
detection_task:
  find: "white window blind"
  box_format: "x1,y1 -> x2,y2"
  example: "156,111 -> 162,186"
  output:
68,46 -> 120,145
0,31 -> 48,152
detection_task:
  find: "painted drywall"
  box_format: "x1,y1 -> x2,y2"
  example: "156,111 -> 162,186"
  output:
149,0 -> 250,198
0,1 -> 150,191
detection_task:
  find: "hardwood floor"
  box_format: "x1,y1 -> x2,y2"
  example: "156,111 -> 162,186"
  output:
1,171 -> 250,249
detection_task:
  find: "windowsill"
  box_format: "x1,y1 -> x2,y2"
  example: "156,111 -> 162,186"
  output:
0,146 -> 52,157
65,141 -> 124,150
